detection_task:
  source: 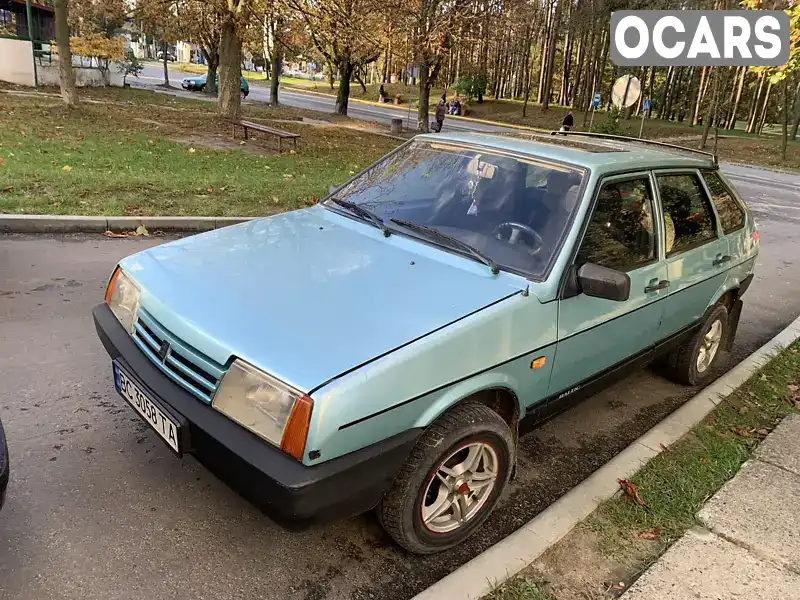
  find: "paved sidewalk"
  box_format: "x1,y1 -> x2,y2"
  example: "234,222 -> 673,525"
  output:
622,414 -> 800,600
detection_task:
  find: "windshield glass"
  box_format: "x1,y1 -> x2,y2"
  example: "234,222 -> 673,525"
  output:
325,140 -> 587,279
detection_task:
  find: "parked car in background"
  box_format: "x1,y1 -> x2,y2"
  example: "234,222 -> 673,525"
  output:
94,132 -> 757,554
0,418 -> 8,510
157,50 -> 176,62
181,73 -> 249,98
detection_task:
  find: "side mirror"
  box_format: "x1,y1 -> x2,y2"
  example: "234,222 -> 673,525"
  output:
577,263 -> 630,302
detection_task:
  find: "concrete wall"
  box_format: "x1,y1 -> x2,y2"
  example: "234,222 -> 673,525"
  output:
38,63 -> 123,87
0,38 -> 35,86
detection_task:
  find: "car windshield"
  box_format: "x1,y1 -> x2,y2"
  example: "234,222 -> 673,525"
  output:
325,140 -> 587,279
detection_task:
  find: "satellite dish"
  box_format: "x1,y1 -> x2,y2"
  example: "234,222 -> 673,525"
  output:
612,75 -> 641,108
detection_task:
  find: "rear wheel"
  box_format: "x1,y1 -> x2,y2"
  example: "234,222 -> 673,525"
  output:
664,304 -> 728,386
377,401 -> 514,554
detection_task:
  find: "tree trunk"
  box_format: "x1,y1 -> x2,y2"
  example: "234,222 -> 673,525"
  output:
726,65 -> 746,129
202,47 -> 219,96
747,73 -> 765,133
656,67 -> 671,119
791,79 -> 800,140
217,17 -> 243,119
693,66 -> 707,125
757,81 -> 772,135
327,61 -> 335,90
417,62 -> 432,133
354,70 -> 367,95
336,62 -> 354,115
54,0 -> 77,107
270,49 -> 281,106
382,43 -> 390,83
541,4 -> 559,111
699,69 -> 718,149
162,41 -> 170,87
781,78 -> 788,161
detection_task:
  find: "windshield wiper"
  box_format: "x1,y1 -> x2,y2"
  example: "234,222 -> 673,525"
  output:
328,197 -> 391,237
390,218 -> 500,275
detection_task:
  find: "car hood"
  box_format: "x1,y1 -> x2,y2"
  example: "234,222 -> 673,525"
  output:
121,207 -> 526,392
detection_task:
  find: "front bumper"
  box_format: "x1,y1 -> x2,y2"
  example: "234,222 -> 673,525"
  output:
93,304 -> 420,526
0,419 -> 8,510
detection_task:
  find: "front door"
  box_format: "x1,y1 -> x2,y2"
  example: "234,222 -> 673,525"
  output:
548,173 -> 668,396
654,171 -> 730,339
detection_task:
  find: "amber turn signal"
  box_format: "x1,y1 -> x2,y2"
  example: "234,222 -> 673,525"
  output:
105,267 -> 121,304
281,395 -> 314,461
530,356 -> 547,369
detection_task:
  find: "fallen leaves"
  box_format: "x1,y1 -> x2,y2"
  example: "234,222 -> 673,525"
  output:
730,426 -> 770,439
638,526 -> 662,540
618,479 -> 647,506
62,165 -> 72,171
188,147 -> 196,154
103,224 -> 149,238
787,384 -> 800,409
0,156 -> 4,165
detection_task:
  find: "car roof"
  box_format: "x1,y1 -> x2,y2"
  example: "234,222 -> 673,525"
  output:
416,131 -> 716,174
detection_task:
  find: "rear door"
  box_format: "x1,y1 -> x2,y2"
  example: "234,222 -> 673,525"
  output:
548,172 -> 668,396
700,170 -> 749,264
654,170 -> 730,339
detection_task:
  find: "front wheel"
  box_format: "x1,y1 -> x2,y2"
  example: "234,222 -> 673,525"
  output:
377,401 -> 514,554
241,90 -> 248,100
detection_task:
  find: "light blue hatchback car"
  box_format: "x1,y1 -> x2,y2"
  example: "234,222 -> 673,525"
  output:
94,131 -> 758,553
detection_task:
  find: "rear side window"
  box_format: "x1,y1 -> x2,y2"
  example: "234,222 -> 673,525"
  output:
576,177 -> 656,272
656,174 -> 716,256
702,171 -> 745,233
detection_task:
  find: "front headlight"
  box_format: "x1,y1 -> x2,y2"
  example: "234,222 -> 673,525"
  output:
105,267 -> 140,334
212,360 -> 313,460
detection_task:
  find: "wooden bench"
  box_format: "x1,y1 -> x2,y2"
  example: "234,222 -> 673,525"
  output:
228,119 -> 299,153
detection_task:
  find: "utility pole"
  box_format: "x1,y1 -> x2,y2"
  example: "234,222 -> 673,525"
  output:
25,0 -> 38,87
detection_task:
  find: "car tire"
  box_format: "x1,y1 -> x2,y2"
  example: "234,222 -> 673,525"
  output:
377,401 -> 514,554
664,304 -> 729,386
197,84 -> 205,92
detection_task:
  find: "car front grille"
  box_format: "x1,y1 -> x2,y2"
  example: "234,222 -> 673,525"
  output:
132,308 -> 225,403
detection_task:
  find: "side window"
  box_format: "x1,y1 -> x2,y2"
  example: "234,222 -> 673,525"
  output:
702,171 -> 745,233
656,174 -> 716,256
576,177 -> 656,272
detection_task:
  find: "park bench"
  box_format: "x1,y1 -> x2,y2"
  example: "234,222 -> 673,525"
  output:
228,119 -> 299,153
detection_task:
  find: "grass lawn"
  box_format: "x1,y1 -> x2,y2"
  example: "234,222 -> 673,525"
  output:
0,85 -> 400,217
486,341 -> 800,600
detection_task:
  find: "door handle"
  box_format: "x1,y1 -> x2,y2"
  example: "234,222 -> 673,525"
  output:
713,254 -> 732,266
645,279 -> 670,293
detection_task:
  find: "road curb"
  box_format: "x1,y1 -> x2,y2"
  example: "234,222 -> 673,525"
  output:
0,215 -> 254,234
412,314 -> 800,600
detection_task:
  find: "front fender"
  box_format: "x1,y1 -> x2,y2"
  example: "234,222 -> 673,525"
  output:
412,373 -> 524,430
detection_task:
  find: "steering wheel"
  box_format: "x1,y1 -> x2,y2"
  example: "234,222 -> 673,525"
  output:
493,222 -> 544,254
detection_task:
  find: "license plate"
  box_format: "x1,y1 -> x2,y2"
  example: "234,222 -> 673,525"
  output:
113,363 -> 181,453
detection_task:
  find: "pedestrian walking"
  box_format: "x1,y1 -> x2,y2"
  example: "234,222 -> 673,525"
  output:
560,110 -> 574,132
434,100 -> 446,132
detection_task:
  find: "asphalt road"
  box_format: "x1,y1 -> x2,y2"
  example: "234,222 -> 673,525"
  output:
136,63 -> 513,134
0,160 -> 798,600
